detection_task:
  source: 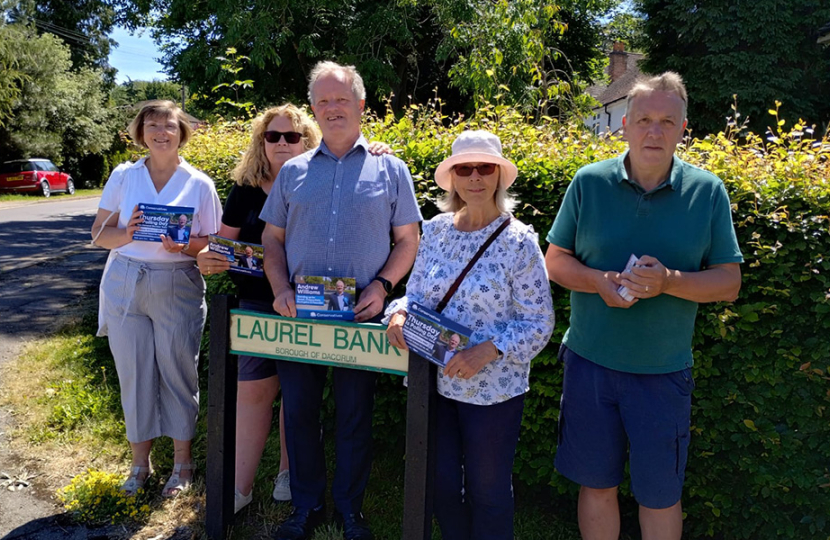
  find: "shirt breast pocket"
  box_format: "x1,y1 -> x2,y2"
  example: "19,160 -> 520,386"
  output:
354,179 -> 388,197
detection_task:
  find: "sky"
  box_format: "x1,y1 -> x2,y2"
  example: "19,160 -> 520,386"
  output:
108,26 -> 168,84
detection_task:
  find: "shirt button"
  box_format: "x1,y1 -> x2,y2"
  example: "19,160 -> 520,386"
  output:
328,267 -> 332,271
329,238 -> 333,242
335,185 -> 339,188
332,211 -> 336,214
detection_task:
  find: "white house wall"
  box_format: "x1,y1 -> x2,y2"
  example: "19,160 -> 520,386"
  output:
585,101 -> 626,135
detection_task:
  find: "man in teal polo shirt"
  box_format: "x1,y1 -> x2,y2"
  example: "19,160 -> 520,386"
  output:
545,72 -> 742,540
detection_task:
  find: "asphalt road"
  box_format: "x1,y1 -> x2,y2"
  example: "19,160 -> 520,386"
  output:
0,196 -> 120,539
0,196 -> 102,274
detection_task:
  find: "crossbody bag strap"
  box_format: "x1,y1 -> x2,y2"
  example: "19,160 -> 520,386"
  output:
435,216 -> 513,314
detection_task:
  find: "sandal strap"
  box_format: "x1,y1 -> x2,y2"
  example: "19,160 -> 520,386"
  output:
128,465 -> 152,476
162,465 -> 194,498
170,462 -> 196,474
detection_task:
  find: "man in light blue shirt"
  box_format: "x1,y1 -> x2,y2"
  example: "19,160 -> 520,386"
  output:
261,61 -> 421,540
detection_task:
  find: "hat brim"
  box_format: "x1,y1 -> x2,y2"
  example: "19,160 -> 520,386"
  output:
434,153 -> 519,191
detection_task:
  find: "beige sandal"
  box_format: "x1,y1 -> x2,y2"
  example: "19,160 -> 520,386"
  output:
121,465 -> 152,497
161,463 -> 196,498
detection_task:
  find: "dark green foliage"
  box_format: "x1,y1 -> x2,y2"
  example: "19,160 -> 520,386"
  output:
118,0 -> 618,117
601,8 -> 647,52
111,79 -> 183,107
9,0 -> 118,82
636,0 -> 830,136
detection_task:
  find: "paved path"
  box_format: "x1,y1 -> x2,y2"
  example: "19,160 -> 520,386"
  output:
0,196 -> 120,539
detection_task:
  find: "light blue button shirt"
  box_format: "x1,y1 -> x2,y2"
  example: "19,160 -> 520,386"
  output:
260,135 -> 422,288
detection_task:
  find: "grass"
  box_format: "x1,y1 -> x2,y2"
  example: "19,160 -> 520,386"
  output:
0,305 -> 581,540
0,188 -> 102,203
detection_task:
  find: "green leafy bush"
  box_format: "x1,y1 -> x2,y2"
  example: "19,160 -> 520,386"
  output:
185,101 -> 830,539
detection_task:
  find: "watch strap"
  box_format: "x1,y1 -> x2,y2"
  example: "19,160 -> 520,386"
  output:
373,276 -> 392,294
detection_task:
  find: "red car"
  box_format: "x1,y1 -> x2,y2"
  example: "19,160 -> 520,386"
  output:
0,158 -> 75,198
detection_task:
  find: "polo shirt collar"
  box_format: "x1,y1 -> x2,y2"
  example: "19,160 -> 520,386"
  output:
616,150 -> 684,192
313,134 -> 369,160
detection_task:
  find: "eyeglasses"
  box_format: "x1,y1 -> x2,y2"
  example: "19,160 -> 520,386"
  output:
453,163 -> 498,177
264,130 -> 303,144
144,121 -> 180,133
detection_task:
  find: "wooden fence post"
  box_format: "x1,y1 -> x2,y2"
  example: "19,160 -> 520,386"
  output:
401,353 -> 437,540
205,294 -> 238,540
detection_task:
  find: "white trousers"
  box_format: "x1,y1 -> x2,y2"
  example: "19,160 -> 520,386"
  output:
99,253 -> 206,442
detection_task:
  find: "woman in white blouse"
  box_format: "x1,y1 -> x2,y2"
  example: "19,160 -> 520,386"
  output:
91,101 -> 222,498
386,130 -> 554,540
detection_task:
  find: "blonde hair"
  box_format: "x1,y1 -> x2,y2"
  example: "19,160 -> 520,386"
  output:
307,61 -> 366,103
232,104 -> 321,187
626,71 -> 688,119
437,168 -> 518,214
127,100 -> 193,148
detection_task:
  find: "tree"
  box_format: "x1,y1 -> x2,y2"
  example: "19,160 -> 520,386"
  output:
0,24 -> 117,186
119,0 -> 620,117
121,0 -> 453,113
7,0 -> 117,82
0,23 -> 29,127
111,79 -> 182,106
601,8 -> 646,51
636,0 -> 830,135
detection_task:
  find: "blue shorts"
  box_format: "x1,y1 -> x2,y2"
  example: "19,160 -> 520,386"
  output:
554,345 -> 694,509
237,299 -> 279,382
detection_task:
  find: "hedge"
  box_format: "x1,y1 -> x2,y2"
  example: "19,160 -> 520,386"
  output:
180,101 -> 830,540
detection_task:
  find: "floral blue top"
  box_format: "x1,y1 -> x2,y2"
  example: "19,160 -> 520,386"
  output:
385,213 -> 555,405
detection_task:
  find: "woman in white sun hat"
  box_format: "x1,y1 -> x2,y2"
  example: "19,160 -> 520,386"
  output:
385,130 -> 554,539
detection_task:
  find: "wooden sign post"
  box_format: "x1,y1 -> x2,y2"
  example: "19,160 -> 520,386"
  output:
206,296 -> 435,540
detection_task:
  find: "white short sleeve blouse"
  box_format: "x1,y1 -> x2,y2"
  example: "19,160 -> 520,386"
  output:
98,157 -> 223,262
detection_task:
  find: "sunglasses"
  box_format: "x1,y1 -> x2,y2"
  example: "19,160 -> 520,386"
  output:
264,130 -> 303,144
453,163 -> 498,177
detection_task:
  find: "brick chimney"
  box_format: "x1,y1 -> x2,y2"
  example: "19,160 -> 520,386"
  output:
609,41 -> 627,82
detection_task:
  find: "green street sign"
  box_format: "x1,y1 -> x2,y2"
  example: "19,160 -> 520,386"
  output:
229,308 -> 407,376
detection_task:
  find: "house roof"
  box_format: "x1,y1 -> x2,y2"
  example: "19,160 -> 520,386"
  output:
819,21 -> 830,44
587,52 -> 645,106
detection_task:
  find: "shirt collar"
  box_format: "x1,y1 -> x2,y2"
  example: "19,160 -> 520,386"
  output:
616,150 -> 683,192
313,134 -> 369,160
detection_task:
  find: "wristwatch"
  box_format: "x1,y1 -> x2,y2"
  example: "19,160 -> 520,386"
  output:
373,276 -> 393,295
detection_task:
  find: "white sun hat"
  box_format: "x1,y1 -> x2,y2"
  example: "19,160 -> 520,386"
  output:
434,130 -> 519,191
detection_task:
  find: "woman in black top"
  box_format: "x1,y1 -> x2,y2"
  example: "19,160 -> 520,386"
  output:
197,104 -> 392,513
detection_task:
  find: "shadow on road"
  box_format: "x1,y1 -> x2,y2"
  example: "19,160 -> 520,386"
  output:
0,216 -> 108,339
0,213 -> 97,271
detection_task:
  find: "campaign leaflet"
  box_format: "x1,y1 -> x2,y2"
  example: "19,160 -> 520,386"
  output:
401,302 -> 473,368
294,276 -> 357,321
616,253 -> 639,301
208,235 -> 265,277
133,203 -> 195,243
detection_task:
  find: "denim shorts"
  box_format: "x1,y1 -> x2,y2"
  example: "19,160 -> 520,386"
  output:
237,299 -> 279,382
554,345 -> 694,509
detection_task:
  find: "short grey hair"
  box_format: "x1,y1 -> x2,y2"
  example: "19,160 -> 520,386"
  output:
307,61 -> 366,104
437,169 -> 518,214
625,71 -> 688,120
